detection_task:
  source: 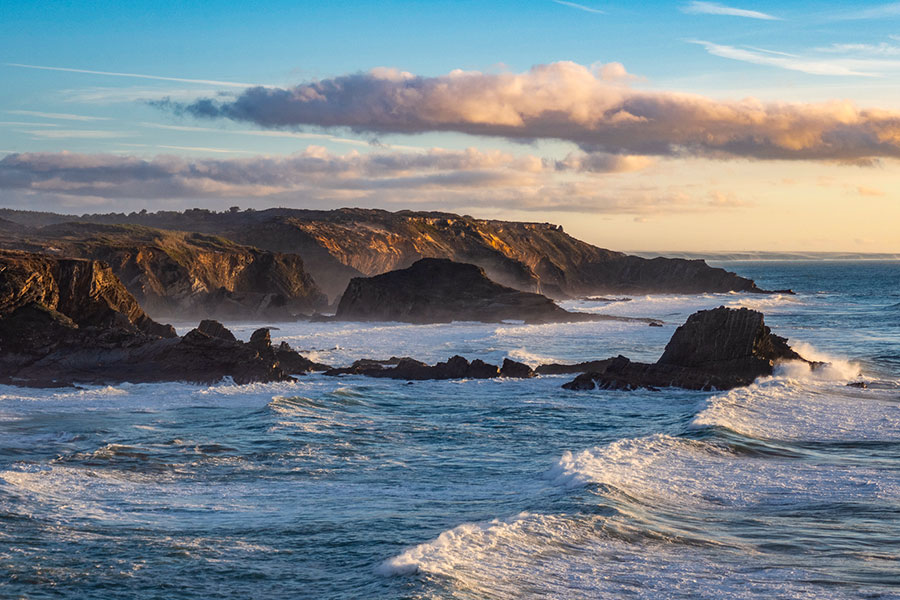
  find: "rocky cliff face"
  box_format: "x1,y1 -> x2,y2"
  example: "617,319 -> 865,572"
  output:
0,251 -> 328,387
0,222 -> 327,319
0,208 -> 768,303
0,249 -> 175,337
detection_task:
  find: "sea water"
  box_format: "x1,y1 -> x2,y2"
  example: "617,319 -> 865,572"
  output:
0,260 -> 898,599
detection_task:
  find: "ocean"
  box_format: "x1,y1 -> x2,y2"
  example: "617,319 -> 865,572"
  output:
1,260 -> 898,599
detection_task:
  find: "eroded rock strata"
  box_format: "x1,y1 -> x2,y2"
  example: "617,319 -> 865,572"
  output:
0,251 -> 328,387
0,207 -> 773,303
562,307 -> 807,391
0,222 -> 327,319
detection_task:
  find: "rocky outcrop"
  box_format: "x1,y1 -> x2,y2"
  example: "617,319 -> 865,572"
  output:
335,258 -> 658,325
0,222 -> 327,319
0,252 -> 328,387
0,249 -> 175,337
0,207 -> 771,302
562,307 -> 807,391
325,355 -> 502,380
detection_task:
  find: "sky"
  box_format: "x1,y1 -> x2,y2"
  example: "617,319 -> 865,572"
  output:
1,0 -> 900,252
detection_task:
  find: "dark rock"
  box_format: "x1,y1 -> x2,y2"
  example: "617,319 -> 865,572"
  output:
0,250 -> 325,387
563,307 -> 808,392
562,372 -> 598,391
847,381 -> 868,389
649,322 -> 663,327
275,341 -> 331,373
325,354 -> 501,381
500,358 -> 534,378
248,328 -> 273,354
535,359 -> 616,375
657,307 -> 802,378
335,258 -> 655,325
197,319 -> 237,342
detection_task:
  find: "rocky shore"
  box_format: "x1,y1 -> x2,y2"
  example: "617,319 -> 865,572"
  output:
0,250 -> 329,387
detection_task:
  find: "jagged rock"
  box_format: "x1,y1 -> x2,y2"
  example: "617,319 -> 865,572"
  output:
248,328 -> 273,354
0,250 -> 323,387
0,222 -> 327,319
335,258 -> 656,325
535,359 -> 616,375
563,307 -> 808,392
325,354 -> 501,380
197,319 -> 237,342
500,358 -> 534,378
275,341 -> 331,373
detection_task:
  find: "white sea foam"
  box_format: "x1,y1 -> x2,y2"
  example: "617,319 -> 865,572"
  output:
378,507 -> 866,599
545,433 -> 899,509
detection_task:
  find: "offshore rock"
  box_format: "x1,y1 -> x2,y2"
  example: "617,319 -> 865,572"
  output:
325,354 -> 501,380
500,358 -> 534,378
563,307 -> 807,391
335,258 -> 654,325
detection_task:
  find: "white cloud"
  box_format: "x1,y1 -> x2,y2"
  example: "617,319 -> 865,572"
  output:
682,1 -> 780,20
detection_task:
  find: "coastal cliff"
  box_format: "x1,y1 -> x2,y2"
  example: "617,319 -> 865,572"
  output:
0,250 -> 328,386
0,222 -> 327,319
0,208 -> 769,303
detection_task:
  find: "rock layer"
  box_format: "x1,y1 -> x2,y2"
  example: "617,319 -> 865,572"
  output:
0,207 -> 771,302
0,222 -> 327,319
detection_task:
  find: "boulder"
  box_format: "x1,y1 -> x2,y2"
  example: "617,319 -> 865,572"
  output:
500,358 -> 534,378
325,354 -> 501,380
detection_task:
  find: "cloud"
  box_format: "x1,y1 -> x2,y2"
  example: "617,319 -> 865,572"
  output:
18,129 -> 131,139
550,1 -> 604,14
0,148 -> 698,216
160,61 -> 900,162
4,63 -> 264,88
682,1 -> 780,20
7,109 -> 111,121
690,40 -> 895,76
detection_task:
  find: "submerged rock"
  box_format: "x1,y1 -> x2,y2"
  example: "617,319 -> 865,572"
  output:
563,307 -> 808,392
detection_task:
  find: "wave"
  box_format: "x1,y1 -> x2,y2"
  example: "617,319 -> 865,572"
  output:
378,503 -> 871,599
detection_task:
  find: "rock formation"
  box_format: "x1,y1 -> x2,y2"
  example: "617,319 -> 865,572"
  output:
0,207 -> 772,303
324,355 -> 502,380
562,306 -> 806,391
0,251 -> 329,387
334,258 -> 659,325
0,222 -> 327,319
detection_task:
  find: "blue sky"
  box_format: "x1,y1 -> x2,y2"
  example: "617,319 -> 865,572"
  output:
2,1 -> 900,251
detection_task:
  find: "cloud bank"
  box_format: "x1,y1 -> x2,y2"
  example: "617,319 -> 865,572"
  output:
0,148 -> 728,216
158,61 -> 900,162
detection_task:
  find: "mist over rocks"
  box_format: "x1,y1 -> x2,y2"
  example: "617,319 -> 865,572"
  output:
334,258 -> 658,325
563,306 -> 808,391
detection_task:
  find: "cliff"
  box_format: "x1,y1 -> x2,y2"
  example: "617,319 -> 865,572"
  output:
0,208 -> 769,303
0,251 -> 328,387
0,222 -> 327,319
